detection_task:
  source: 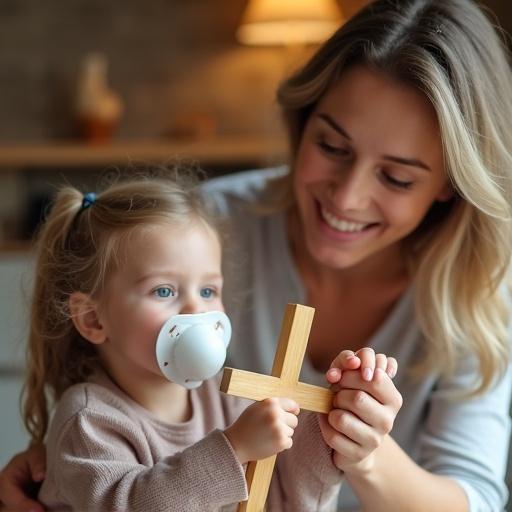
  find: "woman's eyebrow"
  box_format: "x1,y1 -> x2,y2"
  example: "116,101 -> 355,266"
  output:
317,112 -> 431,172
382,154 -> 431,172
317,113 -> 352,140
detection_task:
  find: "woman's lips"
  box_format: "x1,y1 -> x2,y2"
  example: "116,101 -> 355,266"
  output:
319,204 -> 377,234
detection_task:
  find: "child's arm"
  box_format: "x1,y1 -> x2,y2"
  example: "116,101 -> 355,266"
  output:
41,409 -> 248,511
41,394 -> 300,512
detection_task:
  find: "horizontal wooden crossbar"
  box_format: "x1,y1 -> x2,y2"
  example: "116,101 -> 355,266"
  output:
220,367 -> 333,414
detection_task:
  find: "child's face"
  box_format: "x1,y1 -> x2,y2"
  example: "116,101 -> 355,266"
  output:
95,220 -> 224,383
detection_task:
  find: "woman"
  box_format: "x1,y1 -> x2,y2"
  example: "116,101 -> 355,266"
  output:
2,0 -> 512,510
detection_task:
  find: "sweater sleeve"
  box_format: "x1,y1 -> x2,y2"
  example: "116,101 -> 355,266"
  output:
51,409 -> 247,512
268,411 -> 342,511
418,355 -> 512,511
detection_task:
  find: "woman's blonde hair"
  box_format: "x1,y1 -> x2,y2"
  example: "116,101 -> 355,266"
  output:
274,0 -> 512,394
22,171 -> 215,443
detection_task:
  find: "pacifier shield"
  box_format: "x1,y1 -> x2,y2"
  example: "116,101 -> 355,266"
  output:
155,311 -> 231,389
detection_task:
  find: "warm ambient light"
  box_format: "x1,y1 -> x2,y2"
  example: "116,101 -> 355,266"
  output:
237,0 -> 344,46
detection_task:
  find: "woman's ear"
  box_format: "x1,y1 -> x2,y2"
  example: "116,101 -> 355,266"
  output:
69,292 -> 106,345
436,181 -> 454,202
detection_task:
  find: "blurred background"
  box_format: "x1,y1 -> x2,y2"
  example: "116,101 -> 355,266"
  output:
0,0 -> 511,503
0,0 -> 510,245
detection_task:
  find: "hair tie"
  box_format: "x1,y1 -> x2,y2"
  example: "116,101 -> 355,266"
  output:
81,192 -> 97,211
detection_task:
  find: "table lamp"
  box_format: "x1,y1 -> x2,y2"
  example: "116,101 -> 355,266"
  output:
236,0 -> 344,46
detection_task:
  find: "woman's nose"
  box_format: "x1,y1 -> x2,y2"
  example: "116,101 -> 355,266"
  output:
330,162 -> 373,211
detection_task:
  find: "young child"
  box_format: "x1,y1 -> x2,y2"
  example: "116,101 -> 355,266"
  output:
23,174 -> 345,511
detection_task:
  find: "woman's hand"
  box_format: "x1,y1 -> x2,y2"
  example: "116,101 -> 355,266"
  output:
224,397 -> 300,464
319,366 -> 403,477
0,444 -> 46,512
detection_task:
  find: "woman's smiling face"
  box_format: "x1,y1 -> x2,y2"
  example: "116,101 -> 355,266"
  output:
292,65 -> 452,271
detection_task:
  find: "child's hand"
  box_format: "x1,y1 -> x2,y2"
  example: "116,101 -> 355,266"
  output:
224,397 -> 300,465
326,348 -> 397,386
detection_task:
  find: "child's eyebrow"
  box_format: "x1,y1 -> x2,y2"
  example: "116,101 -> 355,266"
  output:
133,272 -> 178,284
134,271 -> 223,284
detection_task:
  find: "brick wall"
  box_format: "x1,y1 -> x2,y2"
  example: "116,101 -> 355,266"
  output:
0,0 -> 508,143
0,0 -> 285,141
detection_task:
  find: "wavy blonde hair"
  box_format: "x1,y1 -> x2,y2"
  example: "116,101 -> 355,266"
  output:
22,171 -> 216,444
273,0 -> 512,394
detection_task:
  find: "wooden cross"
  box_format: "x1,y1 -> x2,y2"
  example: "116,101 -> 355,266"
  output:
220,303 -> 334,512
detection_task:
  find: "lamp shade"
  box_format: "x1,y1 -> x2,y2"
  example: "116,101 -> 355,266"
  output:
237,0 -> 344,45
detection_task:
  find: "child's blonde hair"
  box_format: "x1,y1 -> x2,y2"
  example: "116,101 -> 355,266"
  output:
22,172 -> 215,444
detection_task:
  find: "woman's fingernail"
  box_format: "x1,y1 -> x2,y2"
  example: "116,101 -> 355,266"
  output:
363,368 -> 373,381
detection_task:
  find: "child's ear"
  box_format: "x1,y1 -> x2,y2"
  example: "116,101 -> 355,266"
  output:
69,292 -> 106,345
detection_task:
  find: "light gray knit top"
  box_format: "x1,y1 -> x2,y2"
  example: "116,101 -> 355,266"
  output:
203,167 -> 512,512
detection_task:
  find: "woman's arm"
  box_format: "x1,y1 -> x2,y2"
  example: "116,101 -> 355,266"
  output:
347,434 -> 468,511
324,359 -> 512,511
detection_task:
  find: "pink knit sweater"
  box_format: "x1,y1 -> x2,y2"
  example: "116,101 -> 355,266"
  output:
39,371 -> 341,511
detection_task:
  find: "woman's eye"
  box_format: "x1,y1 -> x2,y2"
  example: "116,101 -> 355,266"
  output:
200,287 -> 216,299
153,287 -> 175,298
383,172 -> 413,190
317,139 -> 351,157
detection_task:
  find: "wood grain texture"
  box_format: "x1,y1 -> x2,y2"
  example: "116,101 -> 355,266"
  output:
221,304 -> 334,511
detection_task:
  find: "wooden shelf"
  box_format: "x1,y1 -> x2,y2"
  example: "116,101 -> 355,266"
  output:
0,136 -> 287,169
0,240 -> 33,254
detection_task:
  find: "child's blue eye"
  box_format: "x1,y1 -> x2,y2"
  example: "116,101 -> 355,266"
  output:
154,287 -> 174,298
200,287 -> 215,299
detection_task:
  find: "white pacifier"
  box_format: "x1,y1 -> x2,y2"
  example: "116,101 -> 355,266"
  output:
155,311 -> 232,389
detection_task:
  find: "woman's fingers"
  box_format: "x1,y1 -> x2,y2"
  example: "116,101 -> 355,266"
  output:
27,444 -> 46,482
318,412 -> 375,468
0,451 -> 46,512
332,387 -> 397,434
336,369 -> 403,414
327,408 -> 381,451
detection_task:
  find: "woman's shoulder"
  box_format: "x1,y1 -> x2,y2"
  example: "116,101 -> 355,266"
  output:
201,166 -> 288,213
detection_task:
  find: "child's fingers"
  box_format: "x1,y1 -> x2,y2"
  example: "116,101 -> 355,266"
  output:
386,357 -> 398,378
329,350 -> 361,374
277,397 -> 300,415
356,347 -> 375,381
375,353 -> 388,374
326,367 -> 342,384
283,411 -> 299,429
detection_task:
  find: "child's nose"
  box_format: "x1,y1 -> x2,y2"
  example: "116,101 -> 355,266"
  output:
179,296 -> 203,315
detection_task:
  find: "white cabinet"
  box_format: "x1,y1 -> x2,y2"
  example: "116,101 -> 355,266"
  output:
0,253 -> 33,465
